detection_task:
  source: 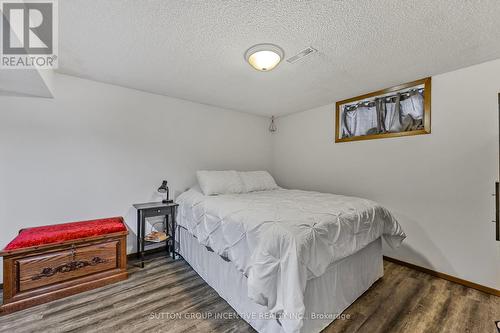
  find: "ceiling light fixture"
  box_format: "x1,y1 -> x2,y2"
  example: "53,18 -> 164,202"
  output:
245,44 -> 284,72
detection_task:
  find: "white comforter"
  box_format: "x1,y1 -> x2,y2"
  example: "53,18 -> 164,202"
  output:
176,188 -> 406,333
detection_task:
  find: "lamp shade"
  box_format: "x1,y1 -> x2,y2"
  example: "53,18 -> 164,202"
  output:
157,180 -> 168,193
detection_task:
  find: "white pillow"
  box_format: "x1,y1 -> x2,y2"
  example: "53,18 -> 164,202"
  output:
239,171 -> 278,192
196,170 -> 245,195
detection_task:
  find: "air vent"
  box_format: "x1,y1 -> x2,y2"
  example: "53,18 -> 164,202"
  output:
286,47 -> 317,64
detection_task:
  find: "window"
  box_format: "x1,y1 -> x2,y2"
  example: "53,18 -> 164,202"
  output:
335,77 -> 431,143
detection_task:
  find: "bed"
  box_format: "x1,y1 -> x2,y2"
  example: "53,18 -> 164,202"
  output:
175,171 -> 406,333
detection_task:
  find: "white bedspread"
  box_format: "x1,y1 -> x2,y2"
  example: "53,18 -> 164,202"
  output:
176,188 -> 406,333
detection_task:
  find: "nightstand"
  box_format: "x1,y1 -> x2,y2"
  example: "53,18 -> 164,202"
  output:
133,202 -> 179,268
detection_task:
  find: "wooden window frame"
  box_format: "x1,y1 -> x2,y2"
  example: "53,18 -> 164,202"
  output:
335,77 -> 431,143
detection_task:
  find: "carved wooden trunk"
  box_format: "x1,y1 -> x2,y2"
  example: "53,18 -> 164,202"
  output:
1,221 -> 128,315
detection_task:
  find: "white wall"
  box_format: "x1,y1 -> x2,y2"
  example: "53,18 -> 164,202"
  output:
2,62 -> 499,291
272,59 -> 500,290
0,74 -> 272,283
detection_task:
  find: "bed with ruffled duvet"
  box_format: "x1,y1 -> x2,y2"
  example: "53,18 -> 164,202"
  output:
176,181 -> 406,333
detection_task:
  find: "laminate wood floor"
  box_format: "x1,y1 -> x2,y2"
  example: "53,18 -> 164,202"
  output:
1,254 -> 498,333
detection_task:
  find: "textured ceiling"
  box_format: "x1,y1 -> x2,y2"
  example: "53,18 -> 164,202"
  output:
58,0 -> 500,117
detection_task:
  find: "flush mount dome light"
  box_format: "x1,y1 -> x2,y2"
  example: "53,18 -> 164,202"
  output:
245,44 -> 284,71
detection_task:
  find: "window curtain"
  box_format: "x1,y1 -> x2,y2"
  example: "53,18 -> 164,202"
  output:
341,89 -> 424,138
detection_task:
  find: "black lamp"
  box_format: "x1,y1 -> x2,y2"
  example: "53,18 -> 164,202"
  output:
157,180 -> 172,203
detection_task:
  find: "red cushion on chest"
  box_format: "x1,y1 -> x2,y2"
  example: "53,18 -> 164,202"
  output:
3,217 -> 127,251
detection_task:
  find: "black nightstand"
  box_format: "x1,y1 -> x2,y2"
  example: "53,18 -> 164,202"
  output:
133,202 -> 179,268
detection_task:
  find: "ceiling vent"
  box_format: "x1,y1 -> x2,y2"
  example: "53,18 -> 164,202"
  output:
286,47 -> 317,64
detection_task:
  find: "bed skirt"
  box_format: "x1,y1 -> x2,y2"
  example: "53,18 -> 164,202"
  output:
178,227 -> 383,333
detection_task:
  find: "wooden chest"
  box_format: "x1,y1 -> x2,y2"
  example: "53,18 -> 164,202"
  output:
1,222 -> 128,314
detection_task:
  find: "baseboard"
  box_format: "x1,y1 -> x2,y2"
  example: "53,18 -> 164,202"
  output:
383,256 -> 500,297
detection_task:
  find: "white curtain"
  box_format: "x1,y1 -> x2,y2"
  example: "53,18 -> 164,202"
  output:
341,90 -> 424,138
